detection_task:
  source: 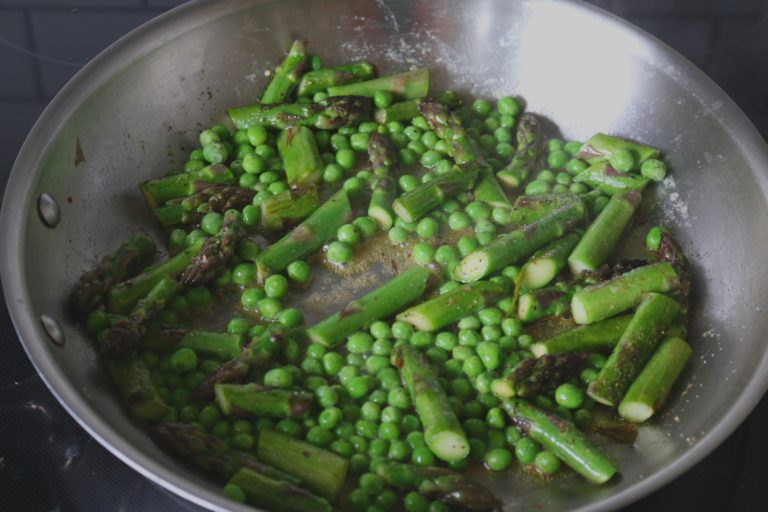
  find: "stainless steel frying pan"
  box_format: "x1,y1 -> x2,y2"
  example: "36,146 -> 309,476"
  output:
2,0 -> 768,510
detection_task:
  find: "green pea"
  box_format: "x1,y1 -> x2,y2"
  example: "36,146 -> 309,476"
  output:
245,125 -> 267,146
327,241 -> 353,264
497,96 -> 520,116
334,148 -> 356,170
362,355 -> 387,375
227,318 -> 250,334
465,201 -> 491,221
388,387 -> 411,409
555,383 -> 584,409
486,407 -> 506,429
434,245 -> 459,266
609,147 -> 635,172
448,211 -> 471,230
347,376 -> 371,400
199,128 -> 220,146
280,261 -> 309,287
346,332 -> 373,354
376,421 -> 399,441
547,149 -> 569,169
398,148 -> 417,166
456,236 -> 478,257
534,450 -> 561,474
458,314 -> 480,331
170,348 -> 197,373
255,296 -> 281,319
485,447 -> 513,471
416,216 -> 439,238
359,402 -> 380,422
495,142 -> 514,158
411,446 -> 435,467
316,385 -> 339,408
472,99 -> 492,117
85,310 -> 110,335
321,352 -> 344,377
335,224 -> 360,246
451,345 -> 474,362
566,158 -> 587,175
261,274 -> 288,299
350,217 -> 376,239
462,356 -> 484,378
580,367 -> 598,385
411,242 -> 435,265
514,437 -> 539,464
259,171 -> 280,185
410,331 -> 433,348
350,132 -> 370,152
433,332 -> 457,351
322,162 -> 344,183
233,262 -> 256,285
370,336 -> 392,357
476,341 -> 501,370
263,367 -> 293,388
367,321 -> 390,340
645,226 -> 665,251
347,352 -> 365,367
420,150 -> 444,168
569,182 -> 588,194
391,321 -> 413,340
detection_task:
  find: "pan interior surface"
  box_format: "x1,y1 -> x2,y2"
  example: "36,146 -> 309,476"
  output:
2,1 -> 768,511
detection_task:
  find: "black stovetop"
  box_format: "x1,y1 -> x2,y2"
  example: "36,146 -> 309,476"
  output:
1,1 -> 767,511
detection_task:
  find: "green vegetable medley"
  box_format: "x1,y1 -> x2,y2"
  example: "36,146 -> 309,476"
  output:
70,39 -> 692,512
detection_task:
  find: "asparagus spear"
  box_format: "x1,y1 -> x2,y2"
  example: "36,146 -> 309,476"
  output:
577,132 -> 660,165
192,326 -> 290,400
587,293 -> 680,406
491,352 -> 587,398
374,91 -> 461,124
419,101 -> 509,208
258,429 -> 349,501
496,113 -> 543,188
587,407 -> 639,445
396,281 -> 504,332
455,198 -> 587,283
394,344 -> 469,462
307,266 -> 432,347
70,234 -> 156,314
106,242 -> 201,314
392,165 -> 478,223
501,398 -> 617,484
530,315 -> 633,357
261,186 -> 320,230
571,262 -> 680,324
375,463 -> 501,512
108,356 -> 168,421
568,190 -> 642,275
228,468 -> 332,512
177,331 -> 243,360
260,39 -> 307,104
215,383 -> 312,418
152,422 -> 300,483
229,95 -> 372,130
102,278 -> 181,359
507,193 -> 581,226
154,185 -> 256,227
277,126 -> 323,186
256,189 -> 352,280
618,336 -> 692,423
367,132 -> 399,230
520,232 -> 581,289
179,210 -> 246,288
573,162 -> 649,196
517,286 -> 571,323
327,68 -> 429,99
296,61 -> 376,97
139,164 -> 235,209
